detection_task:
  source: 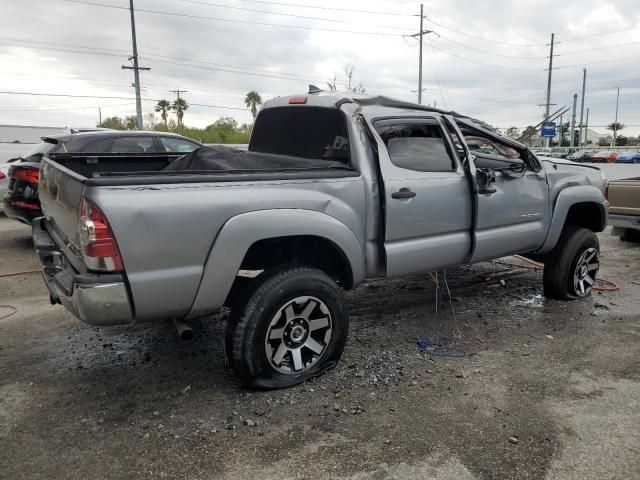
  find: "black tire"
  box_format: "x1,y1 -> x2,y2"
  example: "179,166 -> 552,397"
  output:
543,227 -> 600,300
226,265 -> 349,389
621,228 -> 640,242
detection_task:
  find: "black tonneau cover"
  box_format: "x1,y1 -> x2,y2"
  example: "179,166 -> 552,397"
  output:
163,145 -> 348,172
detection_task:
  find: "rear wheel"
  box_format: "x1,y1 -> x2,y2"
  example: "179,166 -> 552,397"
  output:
227,266 -> 349,389
543,227 -> 600,300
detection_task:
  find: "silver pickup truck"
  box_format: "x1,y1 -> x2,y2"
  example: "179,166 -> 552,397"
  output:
33,94 -> 608,388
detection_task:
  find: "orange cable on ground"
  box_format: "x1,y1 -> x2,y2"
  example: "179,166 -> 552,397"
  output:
0,268 -> 41,278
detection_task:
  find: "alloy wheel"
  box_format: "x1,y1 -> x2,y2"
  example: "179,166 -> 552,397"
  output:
264,296 -> 333,374
573,247 -> 599,297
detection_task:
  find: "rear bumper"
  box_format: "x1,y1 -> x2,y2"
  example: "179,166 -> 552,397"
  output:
32,217 -> 134,326
609,213 -> 640,231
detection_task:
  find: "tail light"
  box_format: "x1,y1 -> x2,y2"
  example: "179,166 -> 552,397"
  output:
0,171 -> 5,180
288,96 -> 307,104
79,198 -> 123,272
12,168 -> 40,184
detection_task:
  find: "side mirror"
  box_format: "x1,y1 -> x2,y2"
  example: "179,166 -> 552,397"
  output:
476,167 -> 496,194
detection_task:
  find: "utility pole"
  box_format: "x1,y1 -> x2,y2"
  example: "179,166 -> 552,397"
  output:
98,107 -> 102,126
570,93 -> 577,147
578,68 -> 586,146
544,33 -> 555,148
612,87 -> 620,147
585,108 -> 589,145
558,114 -> 563,146
170,89 -> 188,133
411,4 -> 433,105
122,0 -> 150,130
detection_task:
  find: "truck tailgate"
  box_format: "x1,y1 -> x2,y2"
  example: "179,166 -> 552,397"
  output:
38,158 -> 88,272
608,178 -> 640,216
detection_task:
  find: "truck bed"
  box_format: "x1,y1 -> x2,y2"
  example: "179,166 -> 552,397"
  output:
608,177 -> 640,216
47,149 -> 357,187
38,149 -> 365,322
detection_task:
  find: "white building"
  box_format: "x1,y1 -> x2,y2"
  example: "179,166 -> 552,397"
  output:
0,124 -> 63,144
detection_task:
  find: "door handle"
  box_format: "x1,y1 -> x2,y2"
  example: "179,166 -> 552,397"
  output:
391,188 -> 416,199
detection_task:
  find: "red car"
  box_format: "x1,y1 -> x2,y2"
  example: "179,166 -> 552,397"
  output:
591,151 -> 618,163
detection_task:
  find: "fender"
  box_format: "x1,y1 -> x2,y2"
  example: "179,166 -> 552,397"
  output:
537,185 -> 607,254
186,209 -> 366,319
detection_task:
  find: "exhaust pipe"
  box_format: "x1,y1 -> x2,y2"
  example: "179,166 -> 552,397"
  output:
172,318 -> 193,340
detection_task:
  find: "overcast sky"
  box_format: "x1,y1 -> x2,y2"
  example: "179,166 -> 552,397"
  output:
0,0 -> 639,136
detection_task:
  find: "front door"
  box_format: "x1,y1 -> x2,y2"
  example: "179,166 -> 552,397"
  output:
454,120 -> 550,262
369,116 -> 473,277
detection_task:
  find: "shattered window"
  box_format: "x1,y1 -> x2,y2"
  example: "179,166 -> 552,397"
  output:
459,130 -> 522,160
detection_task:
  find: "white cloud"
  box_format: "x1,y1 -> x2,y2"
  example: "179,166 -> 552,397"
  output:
0,0 -> 638,135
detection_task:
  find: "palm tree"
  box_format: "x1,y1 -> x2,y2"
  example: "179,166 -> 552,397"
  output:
154,100 -> 171,126
172,98 -> 188,130
245,91 -> 262,121
606,122 -> 624,133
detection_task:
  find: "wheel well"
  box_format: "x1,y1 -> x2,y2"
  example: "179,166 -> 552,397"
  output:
238,235 -> 354,289
564,202 -> 606,232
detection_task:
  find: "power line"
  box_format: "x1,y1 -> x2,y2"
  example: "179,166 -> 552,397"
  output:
434,34 -> 547,59
556,41 -> 640,56
0,91 -> 152,100
555,55 -> 640,70
2,37 -> 320,84
427,42 -> 543,71
0,90 -> 246,110
230,0 -> 415,16
425,16 -> 548,47
176,0 -> 350,24
175,0 -> 411,30
61,0 -> 409,36
0,103 -> 132,112
558,25 -> 640,43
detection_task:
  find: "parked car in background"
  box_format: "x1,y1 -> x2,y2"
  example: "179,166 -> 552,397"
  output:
3,131 -> 202,224
0,163 -> 10,211
533,148 -> 552,157
615,151 -> 640,164
567,150 -> 595,162
591,151 -> 618,163
609,177 -> 640,241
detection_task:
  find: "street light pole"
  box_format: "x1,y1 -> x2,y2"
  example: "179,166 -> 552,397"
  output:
612,87 -> 620,147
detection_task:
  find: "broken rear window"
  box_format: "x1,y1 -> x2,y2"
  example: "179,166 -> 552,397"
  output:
249,107 -> 350,164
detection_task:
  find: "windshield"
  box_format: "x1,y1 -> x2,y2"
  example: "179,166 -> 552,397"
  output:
249,107 -> 350,164
21,141 -> 63,162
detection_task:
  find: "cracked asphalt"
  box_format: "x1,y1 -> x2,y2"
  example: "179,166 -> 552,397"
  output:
1,213 -> 639,480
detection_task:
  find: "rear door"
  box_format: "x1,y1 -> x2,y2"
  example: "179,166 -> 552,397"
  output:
369,116 -> 473,277
455,120 -> 550,262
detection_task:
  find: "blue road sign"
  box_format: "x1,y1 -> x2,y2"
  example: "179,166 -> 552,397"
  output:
541,121 -> 556,138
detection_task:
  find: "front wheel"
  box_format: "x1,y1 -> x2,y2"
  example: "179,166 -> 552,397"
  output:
543,227 -> 600,300
227,266 -> 349,389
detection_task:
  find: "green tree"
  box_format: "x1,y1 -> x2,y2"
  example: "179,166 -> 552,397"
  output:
244,91 -> 262,121
615,135 -> 628,146
519,126 -> 538,145
606,122 -> 624,133
124,116 -> 137,130
98,116 -> 126,130
154,99 -> 171,126
172,98 -> 188,129
504,126 -> 520,139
